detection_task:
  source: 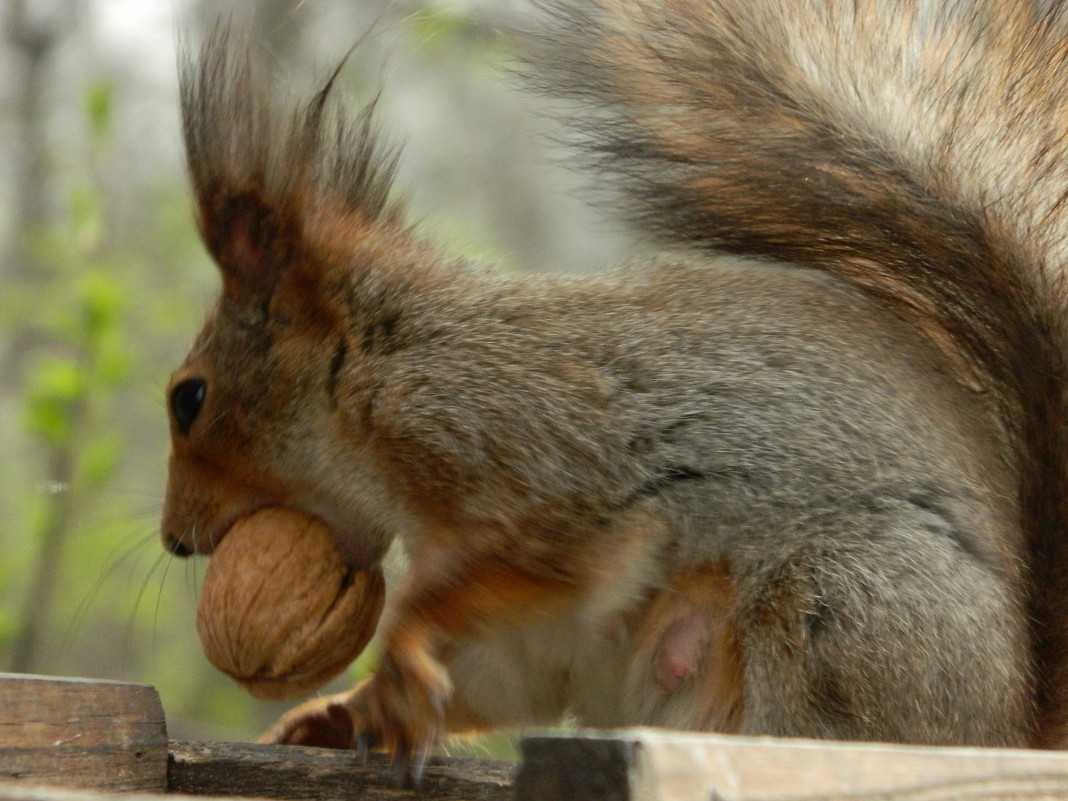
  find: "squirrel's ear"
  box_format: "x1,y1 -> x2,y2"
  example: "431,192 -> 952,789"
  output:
180,28 -> 304,304
195,185 -> 296,305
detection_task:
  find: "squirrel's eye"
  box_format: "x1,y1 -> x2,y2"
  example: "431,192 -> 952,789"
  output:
171,379 -> 207,435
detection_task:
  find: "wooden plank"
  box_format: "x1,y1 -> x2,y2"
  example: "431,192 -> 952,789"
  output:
514,729 -> 1068,801
0,674 -> 167,793
168,740 -> 515,801
0,779 -> 244,801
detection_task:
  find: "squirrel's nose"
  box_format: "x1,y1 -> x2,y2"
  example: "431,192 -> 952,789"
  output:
164,532 -> 194,557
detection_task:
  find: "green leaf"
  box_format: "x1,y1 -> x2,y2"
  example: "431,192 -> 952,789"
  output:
82,270 -> 124,339
24,357 -> 85,445
70,184 -> 103,252
85,80 -> 115,147
94,335 -> 132,386
79,433 -> 122,488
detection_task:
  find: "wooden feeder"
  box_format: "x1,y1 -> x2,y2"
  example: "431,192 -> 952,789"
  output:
5,673 -> 1068,801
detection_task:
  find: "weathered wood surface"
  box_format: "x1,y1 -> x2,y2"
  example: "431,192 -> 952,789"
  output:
515,729 -> 1068,801
0,674 -> 167,793
11,672 -> 1068,801
168,740 -> 515,801
0,780 -> 244,801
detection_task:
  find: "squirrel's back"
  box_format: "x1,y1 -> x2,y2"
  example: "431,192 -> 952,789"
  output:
536,0 -> 1068,745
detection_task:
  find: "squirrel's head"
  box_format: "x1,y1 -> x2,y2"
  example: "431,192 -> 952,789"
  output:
161,27 -> 406,568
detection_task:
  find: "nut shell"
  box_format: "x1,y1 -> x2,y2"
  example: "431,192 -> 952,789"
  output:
196,507 -> 384,701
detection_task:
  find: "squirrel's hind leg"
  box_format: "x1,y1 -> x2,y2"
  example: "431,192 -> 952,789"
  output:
733,508 -> 1032,747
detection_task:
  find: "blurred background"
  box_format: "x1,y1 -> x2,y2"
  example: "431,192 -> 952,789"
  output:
0,0 -> 635,748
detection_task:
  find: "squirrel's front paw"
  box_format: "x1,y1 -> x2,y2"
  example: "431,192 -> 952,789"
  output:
260,642 -> 451,786
349,644 -> 451,784
258,687 -> 361,749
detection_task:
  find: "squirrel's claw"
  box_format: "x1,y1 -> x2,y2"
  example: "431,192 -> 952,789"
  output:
390,743 -> 429,789
353,729 -> 377,764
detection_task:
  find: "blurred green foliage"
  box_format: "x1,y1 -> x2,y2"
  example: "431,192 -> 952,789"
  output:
0,72 -> 305,739
0,75 -> 240,737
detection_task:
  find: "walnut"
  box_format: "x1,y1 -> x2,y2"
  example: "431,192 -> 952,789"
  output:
196,507 -> 385,701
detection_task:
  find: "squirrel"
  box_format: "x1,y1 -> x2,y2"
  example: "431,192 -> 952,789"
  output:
162,0 -> 1068,772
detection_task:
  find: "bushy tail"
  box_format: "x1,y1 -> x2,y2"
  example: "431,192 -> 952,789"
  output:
536,0 -> 1068,745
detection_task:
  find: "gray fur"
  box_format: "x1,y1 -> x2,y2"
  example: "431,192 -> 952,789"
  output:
169,0 -> 1068,751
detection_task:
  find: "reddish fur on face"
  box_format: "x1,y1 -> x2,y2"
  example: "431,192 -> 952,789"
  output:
162,414 -> 291,555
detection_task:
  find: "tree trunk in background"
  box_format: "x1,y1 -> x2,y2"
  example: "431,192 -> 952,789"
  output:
3,0 -> 83,675
7,432 -> 81,673
3,0 -> 78,280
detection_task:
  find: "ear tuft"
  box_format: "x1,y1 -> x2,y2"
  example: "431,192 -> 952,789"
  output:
178,23 -> 403,300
